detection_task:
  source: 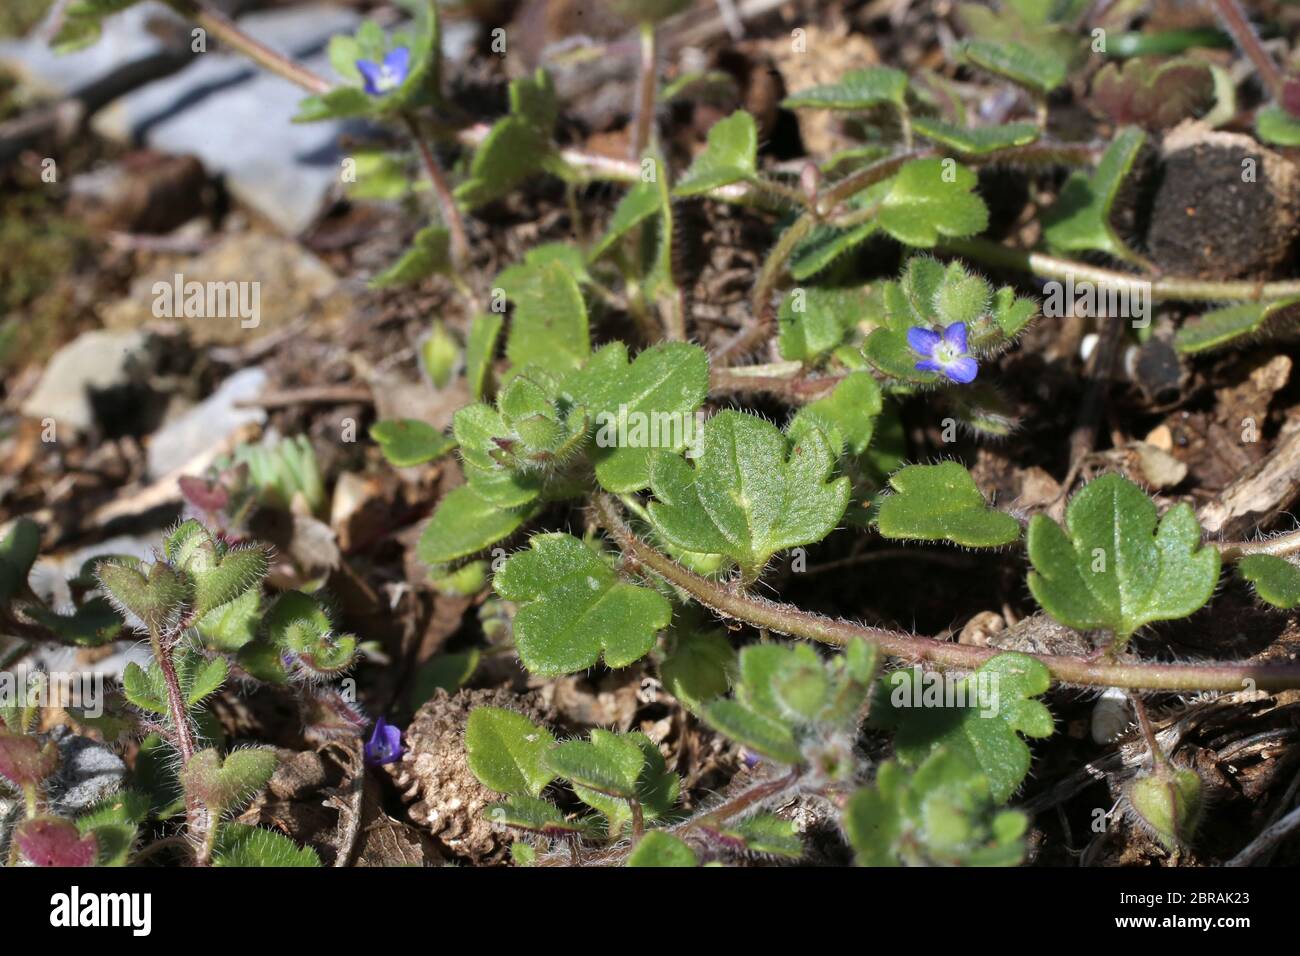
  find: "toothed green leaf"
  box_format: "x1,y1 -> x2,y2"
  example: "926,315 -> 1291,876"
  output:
781,67 -> 908,110
876,653 -> 1053,802
465,706 -> 557,798
777,287 -> 869,363
494,533 -> 672,675
197,587 -> 260,653
627,830 -> 698,867
878,158 -> 989,247
790,371 -> 883,459
720,813 -> 803,859
1041,126 -> 1147,264
876,462 -> 1020,547
646,411 -> 850,579
1237,554 -> 1300,610
371,419 -> 457,467
1028,474 -> 1220,640
121,647 -> 228,717
674,111 -> 758,196
567,341 -> 710,493
181,748 -> 278,814
193,547 -> 268,618
96,561 -> 192,633
591,179 -> 662,260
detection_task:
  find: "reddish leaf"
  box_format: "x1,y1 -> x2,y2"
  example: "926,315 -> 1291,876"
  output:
0,733 -> 59,788
14,817 -> 98,867
1090,58 -> 1214,130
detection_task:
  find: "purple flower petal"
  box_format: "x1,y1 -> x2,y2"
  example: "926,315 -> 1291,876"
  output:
907,327 -> 941,357
942,322 -> 968,353
944,356 -> 979,384
364,717 -> 403,766
383,45 -> 411,81
914,358 -> 943,374
355,58 -> 385,96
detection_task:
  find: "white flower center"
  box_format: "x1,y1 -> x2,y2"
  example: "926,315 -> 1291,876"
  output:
934,342 -> 960,365
375,65 -> 401,92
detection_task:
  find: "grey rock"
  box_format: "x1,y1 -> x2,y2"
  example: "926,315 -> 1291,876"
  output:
19,329 -> 157,433
90,5 -> 363,234
0,3 -> 178,98
47,728 -> 126,816
146,366 -> 267,478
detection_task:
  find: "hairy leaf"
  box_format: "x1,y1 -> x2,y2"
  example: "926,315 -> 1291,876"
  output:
1041,126 -> 1147,264
494,533 -> 672,675
875,462 -> 1020,547
371,419 -> 456,468
1237,554 -> 1300,610
1027,474 -> 1220,639
627,830 -> 699,866
781,67 -> 908,110
878,159 -> 989,247
465,707 -> 557,797
674,111 -> 758,196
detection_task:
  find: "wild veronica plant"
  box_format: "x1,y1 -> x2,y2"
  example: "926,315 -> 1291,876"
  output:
22,0 -> 1300,866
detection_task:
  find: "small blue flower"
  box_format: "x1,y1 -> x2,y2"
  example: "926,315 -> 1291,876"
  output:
356,46 -> 410,97
363,717 -> 403,766
907,322 -> 978,384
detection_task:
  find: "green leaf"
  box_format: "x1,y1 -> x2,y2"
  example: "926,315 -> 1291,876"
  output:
591,179 -> 662,260
494,533 -> 672,675
1237,554 -> 1300,610
790,188 -> 886,280
790,371 -> 883,459
546,730 -> 645,798
465,312 -> 504,400
371,419 -> 456,467
1257,103 -> 1300,147
674,111 -> 758,196
568,341 -> 710,493
878,158 -> 989,247
777,287 -> 868,362
96,561 -> 191,633
417,485 -> 534,565
293,87 -> 375,123
409,650 -> 481,706
181,748 -> 278,814
660,630 -> 736,708
1027,474 -> 1221,640
197,587 -> 259,653
646,411 -> 850,579
213,823 -> 320,867
875,462 -> 1020,547
846,750 -> 1028,866
369,226 -> 451,288
910,117 -> 1040,155
0,518 -> 39,605
565,732 -> 680,834
456,116 -> 549,207
627,830 -> 698,867
192,547 -> 268,619
721,813 -> 803,859
50,0 -> 144,52
465,707 -> 557,797
501,261 -> 590,376
699,697 -> 801,764
1173,298 -> 1300,354
483,795 -> 586,834
781,67 -> 908,110
77,790 -> 150,866
879,653 -> 1052,802
958,38 -> 1068,94
121,647 -> 226,717
1041,126 -> 1147,263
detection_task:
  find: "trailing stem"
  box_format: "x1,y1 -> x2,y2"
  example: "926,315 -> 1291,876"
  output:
592,494 -> 1300,693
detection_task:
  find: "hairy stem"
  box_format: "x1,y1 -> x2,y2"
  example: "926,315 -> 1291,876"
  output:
1210,0 -> 1285,100
1215,528 -> 1300,561
404,114 -> 472,273
631,21 -> 658,159
593,494 -> 1300,692
944,237 -> 1300,302
169,0 -> 332,95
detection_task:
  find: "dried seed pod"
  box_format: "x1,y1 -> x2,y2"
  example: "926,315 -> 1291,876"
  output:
387,687 -> 556,864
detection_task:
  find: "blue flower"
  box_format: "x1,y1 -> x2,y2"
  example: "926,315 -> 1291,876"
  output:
363,717 -> 403,766
356,46 -> 410,97
907,322 -> 978,384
